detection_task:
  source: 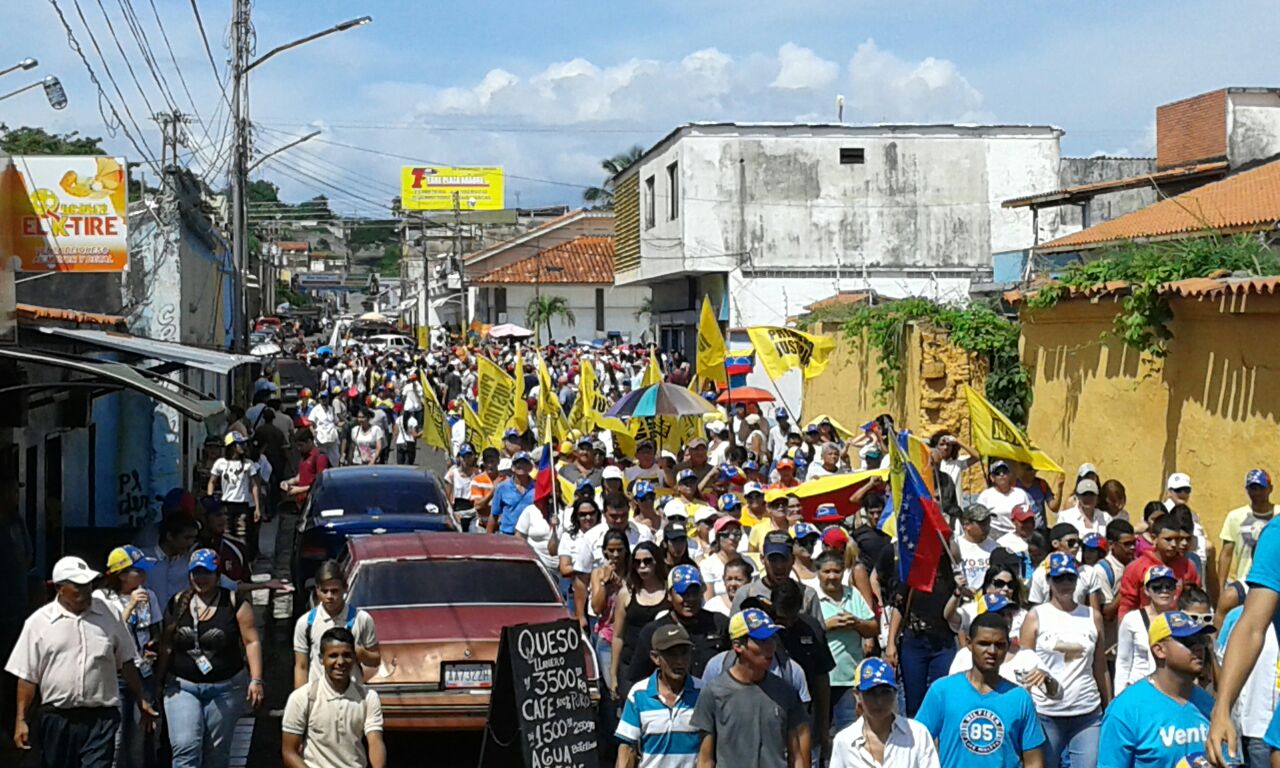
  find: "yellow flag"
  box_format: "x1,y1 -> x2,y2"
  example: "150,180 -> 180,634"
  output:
963,384 -> 1064,474
512,348 -> 529,432
535,354 -> 569,444
477,356 -> 517,448
416,368 -> 452,455
580,357 -> 629,434
747,326 -> 837,380
642,349 -> 663,387
461,401 -> 487,451
696,296 -> 727,384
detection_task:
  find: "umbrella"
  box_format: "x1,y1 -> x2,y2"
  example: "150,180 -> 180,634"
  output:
488,323 -> 534,339
716,386 -> 775,405
358,311 -> 387,322
605,383 -> 719,418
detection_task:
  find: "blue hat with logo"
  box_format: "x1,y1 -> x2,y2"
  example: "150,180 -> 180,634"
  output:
813,503 -> 842,523
730,608 -> 780,641
805,423 -> 820,434
1143,564 -> 1177,586
853,657 -> 897,691
632,480 -> 656,499
718,493 -> 742,511
1246,469 -> 1272,489
188,548 -> 219,573
775,408 -> 789,420
503,428 -> 520,441
1081,533 -> 1106,550
457,444 -> 475,457
676,468 -> 698,484
575,477 -> 595,491
742,459 -> 759,472
792,522 -> 820,540
1046,552 -> 1079,578
1149,611 -> 1215,645
667,565 -> 704,595
511,451 -> 533,464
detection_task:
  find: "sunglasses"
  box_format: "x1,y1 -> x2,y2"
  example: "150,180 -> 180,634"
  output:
991,578 -> 1015,590
634,557 -> 656,566
718,529 -> 743,539
991,467 -> 1011,476
1147,581 -> 1177,594
1061,539 -> 1081,549
1184,611 -> 1215,627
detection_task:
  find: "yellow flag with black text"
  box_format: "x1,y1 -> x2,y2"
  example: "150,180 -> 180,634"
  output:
747,326 -> 836,380
477,356 -> 516,448
535,354 -> 569,443
963,384 -> 1063,474
461,401 -> 487,451
417,368 -> 452,456
696,296 -> 727,384
512,348 -> 529,433
642,349 -> 663,387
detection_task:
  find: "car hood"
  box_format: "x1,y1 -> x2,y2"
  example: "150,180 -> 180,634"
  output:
306,514 -> 454,535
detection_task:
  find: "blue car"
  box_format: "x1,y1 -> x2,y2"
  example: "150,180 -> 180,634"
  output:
291,465 -> 456,610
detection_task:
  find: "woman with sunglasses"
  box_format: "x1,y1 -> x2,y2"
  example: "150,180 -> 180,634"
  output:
608,541 -> 668,701
1019,552 -> 1110,768
556,499 -> 600,624
704,558 -> 752,616
589,529 -> 631,695
947,564 -> 1025,646
975,459 -> 1035,539
697,516 -> 743,598
1114,564 -> 1180,696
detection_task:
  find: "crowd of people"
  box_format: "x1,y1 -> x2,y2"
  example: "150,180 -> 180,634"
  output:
5,331 -> 1280,768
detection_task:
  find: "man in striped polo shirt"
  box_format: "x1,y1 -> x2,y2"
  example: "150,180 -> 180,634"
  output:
616,623 -> 703,767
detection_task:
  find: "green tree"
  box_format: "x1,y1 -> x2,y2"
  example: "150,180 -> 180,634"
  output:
526,295 -> 575,344
248,179 -> 280,204
582,145 -> 645,209
377,243 -> 401,277
0,124 -> 104,155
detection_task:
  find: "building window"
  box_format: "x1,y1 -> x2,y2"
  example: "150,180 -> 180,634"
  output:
595,288 -> 605,332
644,176 -> 655,229
495,287 -> 507,317
839,147 -> 865,165
666,162 -> 679,220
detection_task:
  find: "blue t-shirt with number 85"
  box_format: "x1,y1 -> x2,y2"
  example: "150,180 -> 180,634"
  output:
916,673 -> 1046,768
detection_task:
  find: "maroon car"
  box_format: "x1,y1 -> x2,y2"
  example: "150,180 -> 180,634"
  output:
343,532 -> 599,731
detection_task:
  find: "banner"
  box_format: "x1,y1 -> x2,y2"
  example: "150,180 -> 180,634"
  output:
8,155 -> 129,272
535,355 -> 569,444
478,356 -> 517,449
963,385 -> 1063,474
579,358 -> 629,434
696,296 -> 727,384
400,166 -> 504,211
461,401 -> 487,451
763,469 -> 888,524
417,368 -> 453,456
747,326 -> 836,381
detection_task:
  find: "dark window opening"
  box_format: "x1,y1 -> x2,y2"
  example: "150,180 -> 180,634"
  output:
840,147 -> 865,165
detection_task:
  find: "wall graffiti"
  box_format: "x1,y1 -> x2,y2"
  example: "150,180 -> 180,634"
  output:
157,302 -> 178,341
116,470 -> 149,527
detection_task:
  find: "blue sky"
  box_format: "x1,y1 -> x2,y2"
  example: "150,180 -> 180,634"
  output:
3,0 -> 1278,213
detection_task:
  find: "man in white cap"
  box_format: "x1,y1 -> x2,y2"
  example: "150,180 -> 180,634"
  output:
6,556 -> 157,766
1163,471 -> 1211,567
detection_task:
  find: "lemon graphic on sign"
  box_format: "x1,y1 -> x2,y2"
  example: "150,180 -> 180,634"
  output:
29,188 -> 60,217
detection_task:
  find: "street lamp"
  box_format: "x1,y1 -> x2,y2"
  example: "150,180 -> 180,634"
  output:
246,16 -> 373,73
0,58 -> 38,79
0,76 -> 68,110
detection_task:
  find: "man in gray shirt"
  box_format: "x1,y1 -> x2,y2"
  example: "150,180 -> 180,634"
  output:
691,608 -> 810,767
731,531 -> 823,623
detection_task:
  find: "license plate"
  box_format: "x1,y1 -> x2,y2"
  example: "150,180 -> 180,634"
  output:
443,662 -> 493,690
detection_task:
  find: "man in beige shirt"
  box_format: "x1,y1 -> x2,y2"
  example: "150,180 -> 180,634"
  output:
6,555 -> 157,768
282,626 -> 386,768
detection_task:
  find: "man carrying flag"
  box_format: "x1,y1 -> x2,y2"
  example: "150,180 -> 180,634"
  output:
883,430 -> 959,717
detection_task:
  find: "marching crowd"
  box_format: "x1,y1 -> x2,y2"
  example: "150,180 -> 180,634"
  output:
6,332 -> 1280,768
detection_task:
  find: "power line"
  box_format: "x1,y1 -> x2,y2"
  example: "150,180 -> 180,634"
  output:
143,0 -> 202,119
90,0 -> 161,117
258,156 -> 393,213
188,0 -> 229,102
114,0 -> 181,113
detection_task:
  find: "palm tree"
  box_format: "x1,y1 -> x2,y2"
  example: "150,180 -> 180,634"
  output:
582,145 -> 646,209
527,295 -> 576,344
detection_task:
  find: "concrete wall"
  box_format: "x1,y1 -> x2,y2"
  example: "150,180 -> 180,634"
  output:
476,283 -> 651,343
1229,91 -> 1280,168
1020,293 -> 1280,541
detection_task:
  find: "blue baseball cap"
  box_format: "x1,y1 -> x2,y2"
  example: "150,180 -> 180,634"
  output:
1081,533 -> 1106,550
805,423 -> 820,434
853,657 -> 897,691
1046,552 -> 1079,578
106,545 -> 156,575
632,480 -> 656,499
676,468 -> 698,484
742,459 -> 760,472
1247,469 -> 1272,489
1149,611 -> 1215,645
1144,564 -> 1177,586
188,548 -> 219,573
701,391 -> 717,401
503,427 -> 520,440
730,608 -> 780,641
813,503 -> 841,522
775,408 -> 789,420
511,451 -> 533,464
975,594 -> 1012,615
792,522 -> 820,540
457,443 -> 475,457
668,565 -> 704,595
718,493 -> 742,511
762,531 -> 794,558
575,477 -> 595,491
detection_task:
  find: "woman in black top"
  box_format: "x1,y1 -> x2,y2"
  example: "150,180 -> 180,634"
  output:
609,541 -> 669,700
881,543 -> 958,718
155,549 -> 263,768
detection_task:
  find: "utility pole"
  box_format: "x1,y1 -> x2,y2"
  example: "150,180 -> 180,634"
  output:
452,191 -> 464,335
421,213 -> 431,344
230,0 -> 250,350
152,110 -> 190,333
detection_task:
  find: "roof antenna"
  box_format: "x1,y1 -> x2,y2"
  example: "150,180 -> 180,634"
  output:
836,94 -> 845,123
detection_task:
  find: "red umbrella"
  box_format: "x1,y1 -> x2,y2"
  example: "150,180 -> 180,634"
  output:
716,386 -> 775,405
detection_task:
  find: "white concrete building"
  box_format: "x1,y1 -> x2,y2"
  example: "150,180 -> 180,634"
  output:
611,122 -> 1067,351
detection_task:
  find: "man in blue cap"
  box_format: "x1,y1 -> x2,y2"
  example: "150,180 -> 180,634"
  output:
770,408 -> 792,464
1217,469 -> 1276,596
734,531 -> 823,622
831,658 -> 939,768
691,608 -> 810,768
627,565 -> 729,685
560,435 -> 604,489
487,451 -> 535,534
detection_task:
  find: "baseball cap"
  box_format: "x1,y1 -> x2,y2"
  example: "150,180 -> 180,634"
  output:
188,548 -> 220,573
713,516 -> 742,536
558,441 -> 574,455
989,459 -> 1010,473
693,507 -> 720,526
575,477 -> 595,492
1148,611 -> 1215,645
511,451 -> 533,464
663,521 -> 689,540
1076,462 -> 1097,478
792,522 -> 820,541
52,556 -> 100,585
1011,503 -> 1035,523
775,408 -> 789,420
457,444 -> 476,457
813,503 -> 842,523
161,487 -> 197,516
503,428 -> 521,441
821,526 -> 850,549
603,466 -> 625,481
106,545 -> 156,575
498,458 -> 514,472
853,658 -> 897,691
662,499 -> 688,520
1174,753 -> 1212,768
1246,469 -> 1272,489
729,608 -> 780,641
576,435 -> 594,447
708,420 -> 728,435
718,493 -> 742,512
687,437 -> 708,449
223,431 -> 248,446
718,464 -> 744,484
743,481 -> 765,497
776,457 -> 796,470
805,423 -> 820,434
961,503 -> 993,523
631,480 -> 656,499
668,564 -> 703,594
636,439 -> 656,452
651,623 -> 694,652
1166,472 -> 1192,490
1143,564 -> 1177,586
1081,533 -> 1106,550
1076,478 -> 1100,495
975,594 -> 1012,615
1046,552 -> 1079,578
762,530 -> 794,558
676,468 -> 699,484
742,459 -> 760,472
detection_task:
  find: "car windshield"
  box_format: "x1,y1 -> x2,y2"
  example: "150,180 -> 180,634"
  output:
349,559 -> 560,607
311,476 -> 447,517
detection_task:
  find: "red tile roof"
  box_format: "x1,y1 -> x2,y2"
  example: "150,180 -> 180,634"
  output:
16,304 -> 126,327
278,241 -> 309,252
1036,159 -> 1280,252
1156,89 -> 1227,170
1005,275 -> 1280,305
472,236 -> 615,285
802,290 -> 879,312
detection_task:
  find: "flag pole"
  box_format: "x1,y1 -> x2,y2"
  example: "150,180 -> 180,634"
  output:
887,426 -> 961,585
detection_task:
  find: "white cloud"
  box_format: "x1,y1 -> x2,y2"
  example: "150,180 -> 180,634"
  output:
772,43 -> 839,90
847,39 -> 990,123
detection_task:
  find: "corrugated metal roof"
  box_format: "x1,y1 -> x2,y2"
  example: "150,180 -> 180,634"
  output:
472,236 -> 615,285
1036,159 -> 1280,252
36,327 -> 257,374
16,304 -> 125,327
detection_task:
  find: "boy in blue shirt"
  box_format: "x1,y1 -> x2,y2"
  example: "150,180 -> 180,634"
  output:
1100,611 -> 1215,768
916,612 -> 1046,768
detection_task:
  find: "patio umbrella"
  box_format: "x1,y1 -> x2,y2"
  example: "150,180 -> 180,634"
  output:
358,311 -> 387,322
715,386 -> 775,405
605,383 -> 719,418
488,323 -> 534,339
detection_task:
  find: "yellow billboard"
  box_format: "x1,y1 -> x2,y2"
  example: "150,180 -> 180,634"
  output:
5,155 -> 129,272
400,166 -> 504,211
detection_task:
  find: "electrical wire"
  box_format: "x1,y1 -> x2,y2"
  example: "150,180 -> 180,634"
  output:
189,0 -> 230,104
145,0 -> 202,118
89,0 -> 160,117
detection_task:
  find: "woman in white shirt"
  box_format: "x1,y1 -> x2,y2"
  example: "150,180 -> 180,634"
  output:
208,432 -> 261,553
1057,478 -> 1112,538
698,516 -> 744,598
347,409 -> 385,466
515,501 -> 559,576
1113,564 -> 1179,695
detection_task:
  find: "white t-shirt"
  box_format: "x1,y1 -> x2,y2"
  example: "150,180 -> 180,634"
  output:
805,463 -> 842,480
699,554 -> 729,597
956,536 -> 999,590
1057,506 -> 1112,538
211,457 -> 258,504
949,646 -> 1042,686
1027,601 -> 1101,717
401,381 -> 423,411
292,605 -> 379,683
975,486 -> 1034,539
573,521 -> 653,575
308,403 -> 340,445
952,601 -> 1025,641
624,464 -> 664,488
350,425 -> 385,465
940,454 -> 977,489
393,414 -> 419,446
515,504 -> 558,571
1114,609 -> 1156,696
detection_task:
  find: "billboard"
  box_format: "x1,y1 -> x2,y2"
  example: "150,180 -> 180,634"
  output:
5,155 -> 129,272
400,166 -> 504,211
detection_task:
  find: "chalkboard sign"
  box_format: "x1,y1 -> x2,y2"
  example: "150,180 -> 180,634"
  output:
478,618 -> 599,768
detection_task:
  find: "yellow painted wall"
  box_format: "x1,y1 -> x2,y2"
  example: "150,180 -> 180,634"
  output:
1021,292 -> 1280,541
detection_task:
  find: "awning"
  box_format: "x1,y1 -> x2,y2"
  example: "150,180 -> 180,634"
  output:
0,347 -> 227,421
37,327 -> 257,375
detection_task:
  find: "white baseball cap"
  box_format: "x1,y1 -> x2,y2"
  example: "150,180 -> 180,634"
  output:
1076,463 -> 1097,478
694,507 -> 720,525
52,556 -> 100,585
662,499 -> 688,520
602,466 -> 625,481
1166,472 -> 1192,490
498,458 -> 514,472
